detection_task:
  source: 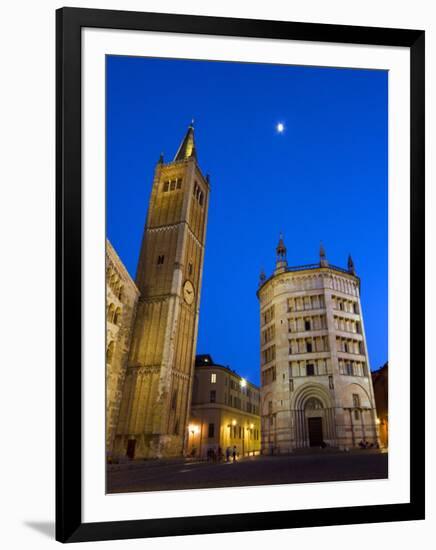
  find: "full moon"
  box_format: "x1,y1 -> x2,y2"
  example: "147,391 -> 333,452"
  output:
276,122 -> 285,133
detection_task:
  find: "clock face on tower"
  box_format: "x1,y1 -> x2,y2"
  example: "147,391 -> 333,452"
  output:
183,280 -> 195,305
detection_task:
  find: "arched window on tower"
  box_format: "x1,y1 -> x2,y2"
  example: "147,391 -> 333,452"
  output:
113,307 -> 122,325
106,341 -> 115,363
110,274 -> 118,291
107,303 -> 115,323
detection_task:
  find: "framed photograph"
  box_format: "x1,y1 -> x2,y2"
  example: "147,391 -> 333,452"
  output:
56,7 -> 425,543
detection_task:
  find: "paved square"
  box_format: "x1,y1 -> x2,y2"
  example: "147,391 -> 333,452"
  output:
107,450 -> 388,493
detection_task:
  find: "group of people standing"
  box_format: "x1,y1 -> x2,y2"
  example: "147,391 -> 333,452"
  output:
358,439 -> 378,449
206,446 -> 238,463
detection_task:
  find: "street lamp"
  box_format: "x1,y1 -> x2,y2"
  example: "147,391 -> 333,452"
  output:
188,424 -> 200,457
189,423 -> 199,435
249,423 -> 255,455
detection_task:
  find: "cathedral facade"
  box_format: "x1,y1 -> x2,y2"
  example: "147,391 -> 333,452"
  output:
106,241 -> 139,454
258,237 -> 380,453
110,124 -> 210,459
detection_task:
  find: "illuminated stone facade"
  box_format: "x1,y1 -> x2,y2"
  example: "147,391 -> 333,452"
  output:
106,241 -> 139,454
189,355 -> 261,459
113,125 -> 210,459
258,238 -> 380,453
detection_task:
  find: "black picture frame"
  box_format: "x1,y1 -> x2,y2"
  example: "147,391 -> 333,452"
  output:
56,7 -> 425,543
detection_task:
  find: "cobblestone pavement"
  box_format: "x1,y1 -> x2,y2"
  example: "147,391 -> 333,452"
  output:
107,449 -> 388,494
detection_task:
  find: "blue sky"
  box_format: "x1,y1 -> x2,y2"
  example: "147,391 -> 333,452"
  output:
107,55 -> 388,386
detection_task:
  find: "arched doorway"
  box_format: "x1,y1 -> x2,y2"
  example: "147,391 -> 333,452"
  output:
305,397 -> 324,447
291,384 -> 336,448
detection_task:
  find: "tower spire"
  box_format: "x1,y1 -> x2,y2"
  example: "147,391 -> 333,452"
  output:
174,121 -> 197,161
348,254 -> 356,275
275,233 -> 287,273
319,242 -> 328,267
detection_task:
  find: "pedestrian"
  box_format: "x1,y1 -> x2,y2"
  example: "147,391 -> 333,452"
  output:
226,447 -> 230,462
218,447 -> 223,462
232,446 -> 237,462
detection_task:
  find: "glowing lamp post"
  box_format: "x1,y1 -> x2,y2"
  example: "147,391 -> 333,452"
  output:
188,423 -> 200,457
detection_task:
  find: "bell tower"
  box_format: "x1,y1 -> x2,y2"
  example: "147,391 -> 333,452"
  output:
115,124 -> 210,458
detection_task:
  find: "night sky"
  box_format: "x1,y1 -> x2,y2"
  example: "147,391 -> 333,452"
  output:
107,55 -> 388,386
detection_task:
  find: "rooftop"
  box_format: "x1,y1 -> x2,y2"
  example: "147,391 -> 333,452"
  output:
258,261 -> 360,294
258,238 -> 359,294
195,354 -> 259,389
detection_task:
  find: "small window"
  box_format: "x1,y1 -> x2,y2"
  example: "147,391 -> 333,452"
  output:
289,379 -> 294,392
329,375 -> 334,389
305,320 -> 311,331
306,364 -> 315,376
170,180 -> 176,191
157,255 -> 165,265
211,373 -> 216,384
306,341 -> 313,353
210,390 -> 216,403
176,178 -> 182,189
208,423 -> 215,438
199,192 -> 204,206
354,410 -> 360,420
346,363 -> 353,376
163,181 -> 169,192
188,262 -> 193,276
171,389 -> 178,410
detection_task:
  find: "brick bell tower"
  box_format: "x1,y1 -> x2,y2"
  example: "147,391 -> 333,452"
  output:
115,123 -> 210,458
